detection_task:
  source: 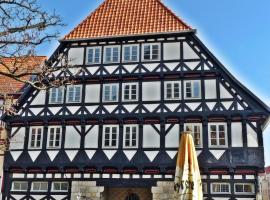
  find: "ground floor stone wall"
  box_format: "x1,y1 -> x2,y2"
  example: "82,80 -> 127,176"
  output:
71,181 -> 105,200
151,181 -> 175,200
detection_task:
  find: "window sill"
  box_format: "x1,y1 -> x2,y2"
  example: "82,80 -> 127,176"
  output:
122,100 -> 138,102
66,101 -> 82,104
103,61 -> 120,64
184,97 -> 201,100
123,147 -> 138,149
122,60 -> 139,63
234,192 -> 255,195
47,147 -> 61,150
102,147 -> 118,149
142,59 -> 160,62
86,62 -> 101,65
49,102 -> 64,104
209,146 -> 228,148
28,148 -> 42,150
164,98 -> 181,101
102,100 -> 118,103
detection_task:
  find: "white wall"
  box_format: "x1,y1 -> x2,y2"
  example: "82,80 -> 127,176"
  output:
205,79 -> 217,99
165,124 -> 179,148
64,126 -> 81,148
85,125 -> 99,148
68,48 -> 84,65
183,42 -> 199,59
142,82 -> 161,101
247,124 -> 258,147
9,127 -> 25,150
163,42 -> 180,60
85,84 -> 100,103
30,90 -> 46,105
143,125 -> 160,148
231,122 -> 243,147
220,84 -> 233,99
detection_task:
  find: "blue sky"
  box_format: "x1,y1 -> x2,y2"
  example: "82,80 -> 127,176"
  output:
37,0 -> 270,165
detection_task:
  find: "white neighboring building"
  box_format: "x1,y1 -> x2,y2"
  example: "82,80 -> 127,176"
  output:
259,166 -> 270,200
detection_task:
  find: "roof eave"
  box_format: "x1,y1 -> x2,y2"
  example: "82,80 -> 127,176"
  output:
59,29 -> 196,42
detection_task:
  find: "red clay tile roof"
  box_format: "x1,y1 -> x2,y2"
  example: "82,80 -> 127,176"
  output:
64,0 -> 192,40
0,56 -> 46,94
265,166 -> 270,174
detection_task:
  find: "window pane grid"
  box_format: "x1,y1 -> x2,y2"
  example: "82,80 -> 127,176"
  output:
50,87 -> 63,103
87,48 -> 94,63
124,46 -> 138,62
32,182 -> 48,191
105,47 -> 119,63
12,182 -> 28,191
52,182 -> 69,191
123,84 -> 137,101
143,44 -> 159,60
103,126 -> 118,148
103,84 -> 118,102
210,124 -> 227,146
212,183 -> 230,193
67,86 -> 81,103
87,47 -> 100,64
124,125 -> 138,148
94,48 -> 100,63
235,183 -> 254,194
48,127 -> 61,148
185,81 -> 200,99
30,127 -> 42,148
165,82 -> 180,99
143,45 -> 151,60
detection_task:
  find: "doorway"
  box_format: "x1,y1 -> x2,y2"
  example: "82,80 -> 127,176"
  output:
104,187 -> 151,200
125,193 -> 140,200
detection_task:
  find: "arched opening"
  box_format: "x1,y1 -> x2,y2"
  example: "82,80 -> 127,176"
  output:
125,193 -> 140,200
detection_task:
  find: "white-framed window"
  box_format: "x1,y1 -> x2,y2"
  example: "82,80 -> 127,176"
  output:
86,47 -> 101,64
123,45 -> 139,62
184,80 -> 201,99
234,183 -> 255,194
31,182 -> 48,192
28,127 -> 43,149
47,126 -> 62,149
102,125 -> 119,149
122,83 -> 138,102
66,85 -> 82,103
123,125 -> 138,148
164,81 -> 181,100
208,123 -> 227,147
49,87 -> 64,104
51,182 -> 69,192
104,46 -> 120,63
11,181 -> 28,191
103,84 -> 119,102
142,43 -> 160,61
184,123 -> 203,147
211,183 -> 230,194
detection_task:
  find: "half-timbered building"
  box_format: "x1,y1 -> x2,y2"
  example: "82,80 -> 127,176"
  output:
2,0 -> 270,199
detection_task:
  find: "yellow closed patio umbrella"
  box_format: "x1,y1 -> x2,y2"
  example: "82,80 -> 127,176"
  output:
174,131 -> 203,200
